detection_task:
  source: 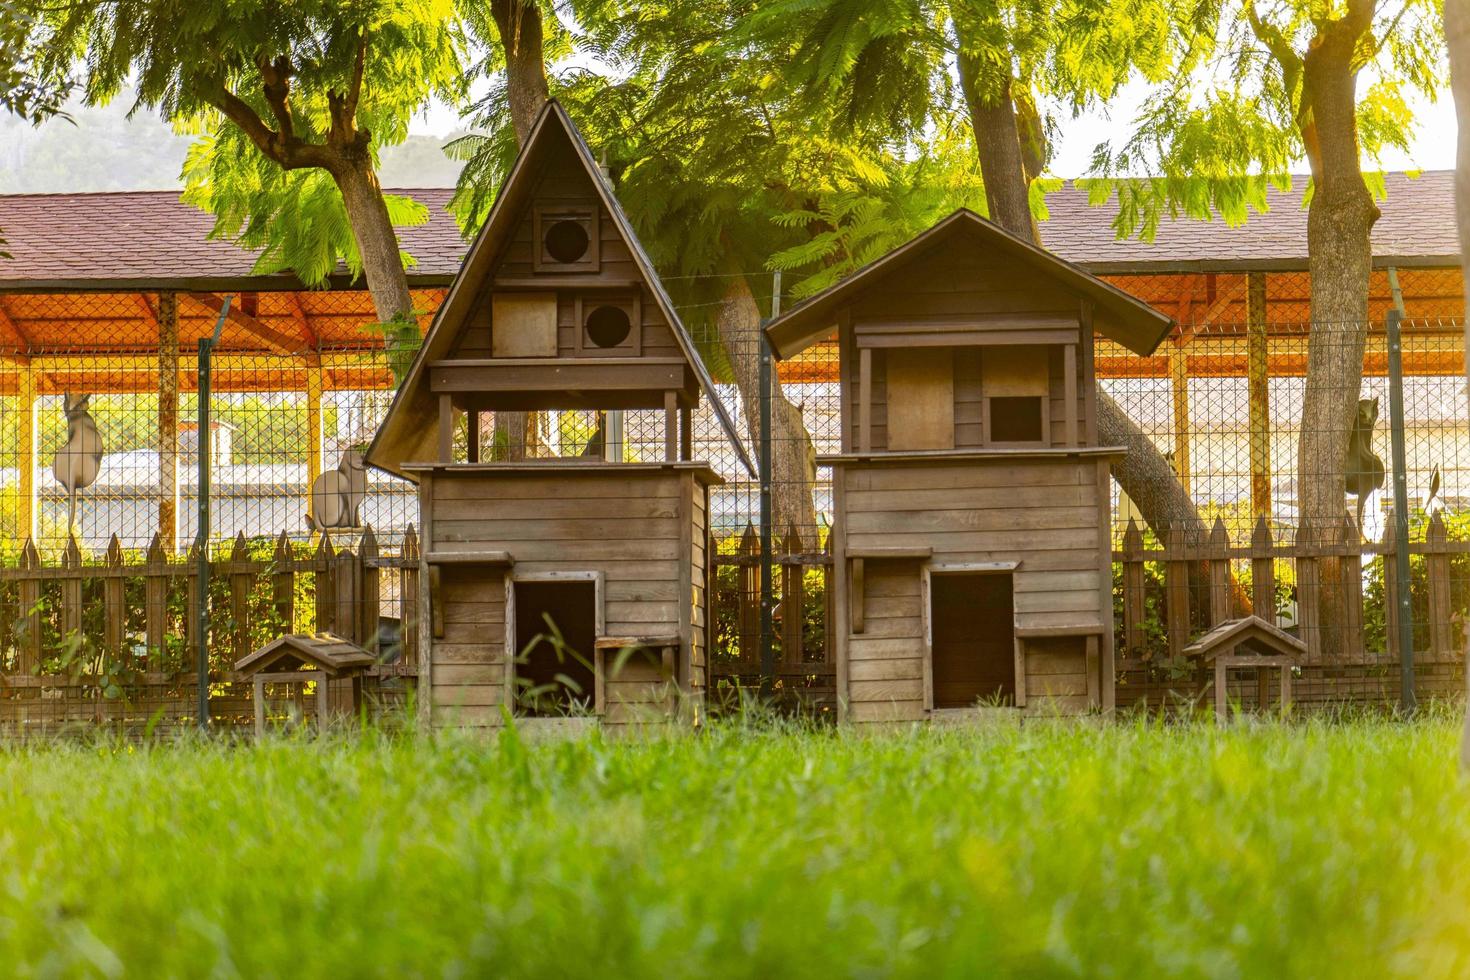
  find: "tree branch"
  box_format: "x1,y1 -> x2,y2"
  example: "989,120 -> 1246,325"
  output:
257,55 -> 296,141
1246,1 -> 1302,78
201,78 -> 339,172
345,29 -> 367,121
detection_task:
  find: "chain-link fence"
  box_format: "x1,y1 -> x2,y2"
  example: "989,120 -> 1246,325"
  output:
0,267 -> 1466,727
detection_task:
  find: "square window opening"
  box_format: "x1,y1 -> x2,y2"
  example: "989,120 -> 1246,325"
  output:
989,396 -> 1044,443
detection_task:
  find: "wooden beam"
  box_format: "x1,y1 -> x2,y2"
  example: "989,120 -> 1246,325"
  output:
1170,341 -> 1191,495
307,364 -> 325,492
16,364 -> 36,541
0,296 -> 32,358
284,291 -> 320,349
186,292 -> 307,355
664,390 -> 678,461
1247,272 -> 1270,519
157,292 -> 181,552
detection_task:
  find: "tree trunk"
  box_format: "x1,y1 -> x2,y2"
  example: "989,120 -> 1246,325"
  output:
493,0 -> 552,143
955,55 -> 1037,241
489,0 -> 553,459
716,274 -> 819,533
334,159 -> 414,323
1098,393 -> 1205,542
1295,31 -> 1381,657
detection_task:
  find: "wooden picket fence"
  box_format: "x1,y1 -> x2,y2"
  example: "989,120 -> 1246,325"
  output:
1115,512 -> 1467,707
0,527 -> 420,735
708,524 -> 837,713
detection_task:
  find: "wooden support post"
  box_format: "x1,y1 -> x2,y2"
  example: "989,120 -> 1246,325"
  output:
1339,511 -> 1365,660
306,364 -> 325,492
466,410 -> 480,463
1250,516 -> 1276,622
360,527 -> 380,652
402,525 -> 420,669
738,524 -> 759,665
1207,517 -> 1231,626
664,391 -> 678,462
1427,512 -> 1453,658
850,557 -> 866,634
437,394 -> 453,464
1215,659 -> 1228,723
1247,273 -> 1271,519
1169,340 -> 1191,495
781,525 -> 804,666
16,364 -> 36,543
158,292 -> 180,552
680,406 -> 693,462
1063,343 -> 1078,446
104,536 -> 124,661
858,347 -> 872,453
18,538 -> 40,675
61,537 -> 81,641
1164,526 -> 1189,661
229,533 -> 253,666
272,531 -> 295,633
1122,518 -> 1146,655
1296,525 -> 1321,663
144,533 -> 168,671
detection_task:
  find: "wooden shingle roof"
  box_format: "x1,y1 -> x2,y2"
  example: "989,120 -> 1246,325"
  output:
235,633 -> 376,676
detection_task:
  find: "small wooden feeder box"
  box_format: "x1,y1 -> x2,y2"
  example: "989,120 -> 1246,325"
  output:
1184,615 -> 1306,721
235,633 -> 376,735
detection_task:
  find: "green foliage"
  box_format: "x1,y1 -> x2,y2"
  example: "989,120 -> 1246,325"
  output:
42,0 -> 466,289
0,719 -> 1468,973
361,312 -> 426,388
1083,0 -> 1445,240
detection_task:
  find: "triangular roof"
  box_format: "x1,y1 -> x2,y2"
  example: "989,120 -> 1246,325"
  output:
367,101 -> 752,478
764,209 -> 1175,359
1183,615 -> 1307,661
235,633 -> 376,676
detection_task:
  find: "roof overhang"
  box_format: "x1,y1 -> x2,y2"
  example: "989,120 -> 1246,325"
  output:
765,209 -> 1175,359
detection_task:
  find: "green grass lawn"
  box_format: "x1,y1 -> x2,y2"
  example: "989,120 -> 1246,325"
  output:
2,714 -> 1468,978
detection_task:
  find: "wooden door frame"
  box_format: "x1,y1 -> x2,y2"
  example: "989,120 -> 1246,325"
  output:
503,570 -> 607,714
920,561 -> 1020,713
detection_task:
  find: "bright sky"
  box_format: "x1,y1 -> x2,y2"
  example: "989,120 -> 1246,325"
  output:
405,76 -> 1461,178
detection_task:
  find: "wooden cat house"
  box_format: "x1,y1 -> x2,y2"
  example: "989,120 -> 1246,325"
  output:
367,102 -> 752,731
764,211 -> 1172,722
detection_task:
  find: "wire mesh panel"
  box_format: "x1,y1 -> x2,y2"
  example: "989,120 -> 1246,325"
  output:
0,267 -> 1466,725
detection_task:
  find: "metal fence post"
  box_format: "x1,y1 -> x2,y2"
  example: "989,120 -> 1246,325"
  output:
194,295 -> 233,729
1385,306 -> 1415,712
758,272 -> 780,697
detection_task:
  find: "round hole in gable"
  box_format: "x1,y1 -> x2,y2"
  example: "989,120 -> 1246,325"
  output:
585,305 -> 632,348
544,219 -> 590,264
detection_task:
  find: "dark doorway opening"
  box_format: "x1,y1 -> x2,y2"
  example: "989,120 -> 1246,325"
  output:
930,572 -> 1015,708
513,580 -> 598,716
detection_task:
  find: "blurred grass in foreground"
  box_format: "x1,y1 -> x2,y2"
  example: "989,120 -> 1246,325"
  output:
1,709 -> 1468,977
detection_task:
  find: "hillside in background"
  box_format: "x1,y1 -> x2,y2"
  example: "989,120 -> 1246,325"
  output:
0,93 -> 465,193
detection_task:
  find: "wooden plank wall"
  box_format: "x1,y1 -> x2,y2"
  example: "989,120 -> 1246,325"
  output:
847,346 -> 1085,452
427,468 -> 698,729
840,458 -> 1109,723
447,154 -> 682,361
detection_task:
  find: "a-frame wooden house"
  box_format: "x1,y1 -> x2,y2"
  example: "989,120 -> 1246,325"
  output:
764,210 -> 1172,722
368,101 -> 751,730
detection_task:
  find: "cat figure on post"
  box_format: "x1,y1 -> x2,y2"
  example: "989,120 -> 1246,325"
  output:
52,393 -> 103,534
306,448 -> 368,531
1345,397 -> 1387,536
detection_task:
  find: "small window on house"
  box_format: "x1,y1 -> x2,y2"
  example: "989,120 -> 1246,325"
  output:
534,204 -> 600,271
513,580 -> 599,716
585,305 -> 632,348
544,220 -> 591,264
989,396 -> 1044,443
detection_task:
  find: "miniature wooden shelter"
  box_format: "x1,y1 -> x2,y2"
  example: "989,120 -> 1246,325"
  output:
765,210 -> 1172,722
235,633 -> 376,735
367,102 -> 752,731
1184,615 -> 1305,721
